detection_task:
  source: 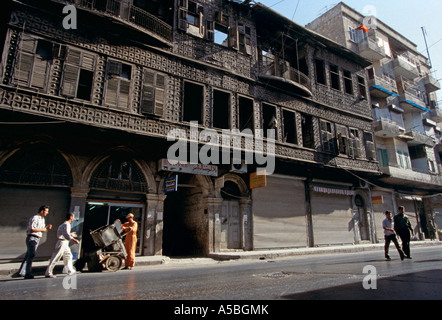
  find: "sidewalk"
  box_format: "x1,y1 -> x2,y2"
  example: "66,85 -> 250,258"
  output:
1,240 -> 440,278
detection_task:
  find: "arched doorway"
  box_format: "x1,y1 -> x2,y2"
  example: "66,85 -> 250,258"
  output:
220,180 -> 242,249
162,173 -> 210,257
0,144 -> 72,260
82,156 -> 148,256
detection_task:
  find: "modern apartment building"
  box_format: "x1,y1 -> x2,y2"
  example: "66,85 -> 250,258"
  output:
0,0 -> 382,262
307,2 -> 442,241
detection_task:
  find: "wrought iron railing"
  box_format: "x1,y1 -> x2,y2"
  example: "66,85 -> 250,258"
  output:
61,0 -> 173,41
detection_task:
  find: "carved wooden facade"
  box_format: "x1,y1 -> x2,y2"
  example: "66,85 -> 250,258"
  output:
0,0 -> 381,261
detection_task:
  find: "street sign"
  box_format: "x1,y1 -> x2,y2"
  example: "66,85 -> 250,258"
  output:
164,175 -> 178,193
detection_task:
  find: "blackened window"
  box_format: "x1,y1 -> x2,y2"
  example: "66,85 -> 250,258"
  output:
213,89 -> 230,129
183,81 -> 203,123
238,96 -> 254,131
283,109 -> 297,144
315,59 -> 326,85
330,64 -> 340,90
344,70 -> 353,95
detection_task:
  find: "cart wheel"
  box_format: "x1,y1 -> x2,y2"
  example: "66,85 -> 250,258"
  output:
105,256 -> 122,272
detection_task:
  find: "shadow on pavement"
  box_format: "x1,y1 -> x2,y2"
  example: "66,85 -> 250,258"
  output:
282,269 -> 442,300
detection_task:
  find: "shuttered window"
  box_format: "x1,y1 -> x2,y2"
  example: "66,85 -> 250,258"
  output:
105,60 -> 132,109
140,69 -> 166,117
61,48 -> 95,101
14,35 -> 50,90
320,120 -> 336,154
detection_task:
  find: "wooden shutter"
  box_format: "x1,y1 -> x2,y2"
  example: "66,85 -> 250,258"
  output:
62,64 -> 80,97
105,77 -> 119,106
15,52 -> 33,86
229,26 -> 238,50
119,79 -> 130,108
30,57 -> 48,89
141,69 -> 165,117
154,73 -> 165,116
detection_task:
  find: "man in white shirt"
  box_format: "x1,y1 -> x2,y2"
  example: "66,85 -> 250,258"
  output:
383,211 -> 405,261
45,213 -> 79,278
19,205 -> 52,279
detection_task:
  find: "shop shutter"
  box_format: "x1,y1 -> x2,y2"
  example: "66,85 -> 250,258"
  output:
252,176 -> 307,249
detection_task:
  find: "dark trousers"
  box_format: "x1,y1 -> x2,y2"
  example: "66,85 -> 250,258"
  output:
397,230 -> 411,258
19,236 -> 40,277
385,234 -> 404,259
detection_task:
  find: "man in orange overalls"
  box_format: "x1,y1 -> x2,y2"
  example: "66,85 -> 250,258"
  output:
122,213 -> 138,269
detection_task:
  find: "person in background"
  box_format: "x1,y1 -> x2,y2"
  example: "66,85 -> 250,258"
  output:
121,213 -> 138,270
19,205 -> 52,279
45,212 -> 79,278
383,210 -> 405,261
394,206 -> 414,259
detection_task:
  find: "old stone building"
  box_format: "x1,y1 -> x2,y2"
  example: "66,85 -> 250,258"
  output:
0,0 -> 380,263
307,2 -> 442,242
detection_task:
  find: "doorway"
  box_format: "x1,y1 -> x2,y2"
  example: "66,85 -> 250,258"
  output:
220,180 -> 242,250
355,195 -> 370,241
81,201 -> 144,255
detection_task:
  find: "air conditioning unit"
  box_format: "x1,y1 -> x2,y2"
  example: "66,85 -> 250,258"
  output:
230,162 -> 247,174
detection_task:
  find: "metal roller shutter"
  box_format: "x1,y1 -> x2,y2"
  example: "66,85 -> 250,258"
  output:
252,175 -> 307,249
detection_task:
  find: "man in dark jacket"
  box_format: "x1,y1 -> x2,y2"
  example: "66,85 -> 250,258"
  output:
394,206 -> 414,259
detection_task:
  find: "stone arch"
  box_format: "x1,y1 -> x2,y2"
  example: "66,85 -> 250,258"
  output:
82,148 -> 156,194
0,141 -> 73,187
216,173 -> 249,199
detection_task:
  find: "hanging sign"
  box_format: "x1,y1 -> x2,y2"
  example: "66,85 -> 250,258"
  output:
249,170 -> 267,190
164,175 -> 178,193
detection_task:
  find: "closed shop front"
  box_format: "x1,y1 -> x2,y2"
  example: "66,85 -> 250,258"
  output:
252,175 -> 307,249
311,185 -> 355,246
0,185 -> 70,260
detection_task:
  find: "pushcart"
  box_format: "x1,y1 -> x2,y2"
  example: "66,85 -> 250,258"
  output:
85,220 -> 127,272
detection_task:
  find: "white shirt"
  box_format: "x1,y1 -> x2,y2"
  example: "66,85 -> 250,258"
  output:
57,221 -> 74,241
382,218 -> 395,236
26,214 -> 46,238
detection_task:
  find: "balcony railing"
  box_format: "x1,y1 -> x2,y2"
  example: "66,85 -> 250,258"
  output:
373,117 -> 405,138
358,38 -> 386,61
422,74 -> 441,93
62,0 -> 173,42
404,129 -> 436,146
259,60 -> 311,96
393,55 -> 419,79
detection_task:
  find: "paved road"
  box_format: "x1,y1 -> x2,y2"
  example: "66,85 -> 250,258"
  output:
1,246 -> 441,301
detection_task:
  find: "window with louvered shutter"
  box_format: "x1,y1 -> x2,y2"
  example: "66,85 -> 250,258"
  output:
61,48 -> 95,100
14,35 -> 49,89
105,60 -> 132,109
140,69 -> 166,117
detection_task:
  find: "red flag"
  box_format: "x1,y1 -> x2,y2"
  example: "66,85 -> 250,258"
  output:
358,25 -> 370,33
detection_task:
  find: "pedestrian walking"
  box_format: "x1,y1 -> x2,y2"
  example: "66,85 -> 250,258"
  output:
121,213 -> 137,270
382,211 -> 405,261
45,213 -> 79,278
394,206 -> 414,259
18,205 -> 52,279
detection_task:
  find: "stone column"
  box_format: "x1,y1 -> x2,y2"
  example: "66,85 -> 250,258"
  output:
240,198 -> 252,251
69,186 -> 90,260
207,197 -> 223,253
144,193 -> 167,256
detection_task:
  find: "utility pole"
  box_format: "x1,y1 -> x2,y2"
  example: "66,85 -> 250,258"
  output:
421,27 -> 432,68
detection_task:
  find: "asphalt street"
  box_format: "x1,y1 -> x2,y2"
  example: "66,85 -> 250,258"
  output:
1,246 -> 441,302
